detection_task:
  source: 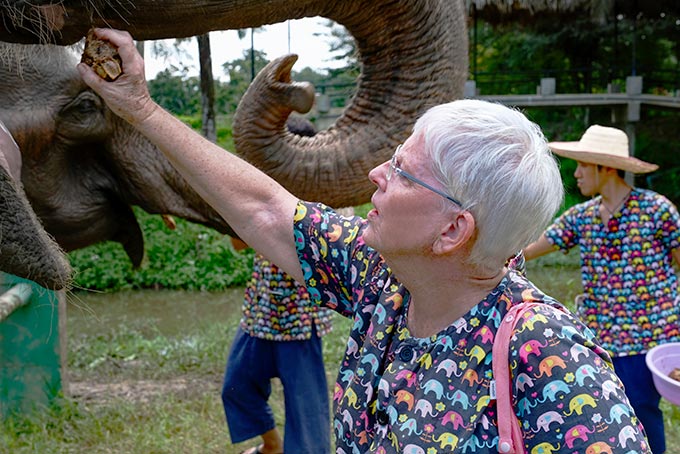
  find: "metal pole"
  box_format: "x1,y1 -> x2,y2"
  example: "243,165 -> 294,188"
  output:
472,4 -> 478,80
251,28 -> 255,81
631,0 -> 637,76
0,284 -> 33,323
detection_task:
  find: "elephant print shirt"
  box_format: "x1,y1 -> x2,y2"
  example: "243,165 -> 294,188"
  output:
544,188 -> 680,356
293,201 -> 651,454
239,253 -> 333,341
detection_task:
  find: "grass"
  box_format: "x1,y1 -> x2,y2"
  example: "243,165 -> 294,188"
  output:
1,256 -> 679,453
0,295 -> 354,454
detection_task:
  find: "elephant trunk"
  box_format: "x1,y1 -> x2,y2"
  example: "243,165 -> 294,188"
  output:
233,0 -> 467,207
0,166 -> 71,290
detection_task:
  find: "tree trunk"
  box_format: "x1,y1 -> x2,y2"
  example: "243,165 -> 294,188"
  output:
135,40 -> 144,58
197,33 -> 216,142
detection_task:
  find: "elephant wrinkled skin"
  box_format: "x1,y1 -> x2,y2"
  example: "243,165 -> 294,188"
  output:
0,0 -> 467,287
0,44 -> 234,278
0,123 -> 71,290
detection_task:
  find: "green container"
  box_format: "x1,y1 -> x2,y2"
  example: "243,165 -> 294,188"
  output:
0,273 -> 63,418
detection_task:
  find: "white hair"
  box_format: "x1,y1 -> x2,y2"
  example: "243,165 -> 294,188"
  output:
413,99 -> 563,270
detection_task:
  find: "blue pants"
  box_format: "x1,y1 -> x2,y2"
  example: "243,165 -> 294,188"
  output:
613,354 -> 666,454
221,326 -> 330,454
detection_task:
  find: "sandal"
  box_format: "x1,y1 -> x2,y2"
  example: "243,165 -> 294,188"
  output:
240,445 -> 283,454
240,446 -> 263,454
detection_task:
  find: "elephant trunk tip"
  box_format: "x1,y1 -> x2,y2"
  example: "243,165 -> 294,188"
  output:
266,55 -> 315,114
37,259 -> 73,291
289,82 -> 316,114
1,251 -> 73,292
271,54 -> 299,83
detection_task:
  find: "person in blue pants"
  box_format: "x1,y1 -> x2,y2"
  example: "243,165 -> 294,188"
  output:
525,125 -> 678,454
221,240 -> 334,454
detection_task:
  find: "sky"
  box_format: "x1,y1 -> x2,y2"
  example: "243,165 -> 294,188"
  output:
143,17 -> 345,81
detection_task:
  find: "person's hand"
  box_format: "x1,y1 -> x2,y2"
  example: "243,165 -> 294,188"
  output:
77,28 -> 158,126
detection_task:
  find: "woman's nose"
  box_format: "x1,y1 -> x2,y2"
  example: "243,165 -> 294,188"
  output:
368,160 -> 389,187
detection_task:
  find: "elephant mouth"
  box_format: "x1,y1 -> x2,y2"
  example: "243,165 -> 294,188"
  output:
111,202 -> 145,267
39,197 -> 145,269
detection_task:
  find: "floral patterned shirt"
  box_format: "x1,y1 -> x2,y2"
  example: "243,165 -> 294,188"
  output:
544,188 -> 680,356
240,253 -> 333,341
293,201 -> 650,454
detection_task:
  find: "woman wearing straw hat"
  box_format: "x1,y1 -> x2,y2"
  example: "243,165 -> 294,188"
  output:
525,124 -> 680,454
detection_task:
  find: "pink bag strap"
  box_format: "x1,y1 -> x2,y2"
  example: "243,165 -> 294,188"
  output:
492,302 -> 539,454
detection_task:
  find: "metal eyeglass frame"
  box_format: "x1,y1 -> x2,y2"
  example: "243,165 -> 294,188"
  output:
386,144 -> 464,207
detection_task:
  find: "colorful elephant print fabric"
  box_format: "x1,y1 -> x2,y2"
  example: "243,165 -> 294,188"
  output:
240,254 -> 333,341
544,188 -> 680,356
294,201 -> 651,454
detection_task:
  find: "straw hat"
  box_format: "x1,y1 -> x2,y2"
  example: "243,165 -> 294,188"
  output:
548,125 -> 658,174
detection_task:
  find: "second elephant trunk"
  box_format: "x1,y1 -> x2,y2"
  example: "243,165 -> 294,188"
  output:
233,0 -> 467,208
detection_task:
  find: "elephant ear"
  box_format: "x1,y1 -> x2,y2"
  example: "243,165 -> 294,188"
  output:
0,166 -> 71,290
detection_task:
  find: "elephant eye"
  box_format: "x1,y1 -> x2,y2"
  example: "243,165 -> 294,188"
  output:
61,91 -> 103,117
75,97 -> 97,113
57,90 -> 109,139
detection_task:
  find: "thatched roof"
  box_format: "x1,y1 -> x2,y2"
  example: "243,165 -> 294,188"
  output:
467,0 -> 680,25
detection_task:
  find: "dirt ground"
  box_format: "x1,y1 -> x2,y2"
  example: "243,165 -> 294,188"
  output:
69,376 -> 222,404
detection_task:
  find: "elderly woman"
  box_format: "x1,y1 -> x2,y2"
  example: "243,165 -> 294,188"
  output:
80,28 -> 652,454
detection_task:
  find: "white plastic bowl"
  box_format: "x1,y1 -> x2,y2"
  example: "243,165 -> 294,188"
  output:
646,342 -> 680,406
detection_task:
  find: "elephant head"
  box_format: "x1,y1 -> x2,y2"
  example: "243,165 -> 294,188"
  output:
0,43 -> 234,272
0,0 -> 468,283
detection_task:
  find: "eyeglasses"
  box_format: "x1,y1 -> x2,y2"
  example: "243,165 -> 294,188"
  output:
386,145 -> 463,207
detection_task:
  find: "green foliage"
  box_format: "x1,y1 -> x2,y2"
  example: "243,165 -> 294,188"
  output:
0,390 -> 231,453
315,19 -> 360,73
149,48 -> 335,121
69,208 -> 253,292
216,119 -> 235,151
149,71 -> 240,120
472,14 -> 680,95
352,202 -> 373,219
148,69 -> 202,116
222,48 -> 269,86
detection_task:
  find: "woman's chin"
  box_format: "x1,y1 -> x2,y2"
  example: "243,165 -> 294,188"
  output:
362,225 -> 377,249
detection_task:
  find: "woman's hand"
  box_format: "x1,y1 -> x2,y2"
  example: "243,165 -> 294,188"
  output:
77,28 -> 158,126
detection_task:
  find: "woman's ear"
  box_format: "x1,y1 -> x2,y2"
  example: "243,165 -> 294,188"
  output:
433,210 -> 475,255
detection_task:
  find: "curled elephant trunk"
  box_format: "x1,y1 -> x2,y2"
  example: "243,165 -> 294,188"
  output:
233,0 -> 467,208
